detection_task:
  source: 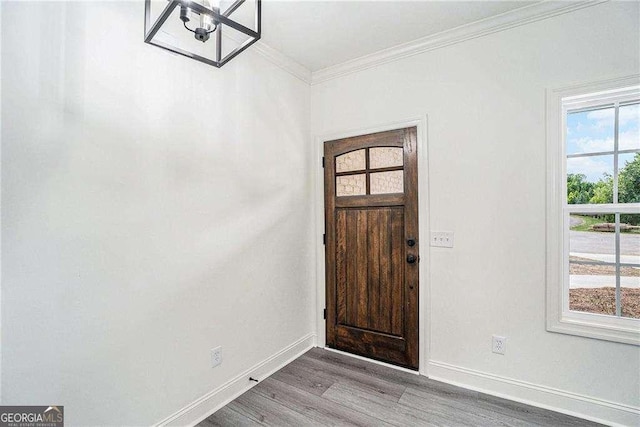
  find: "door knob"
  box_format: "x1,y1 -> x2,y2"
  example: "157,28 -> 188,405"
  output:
407,254 -> 417,264
407,238 -> 416,247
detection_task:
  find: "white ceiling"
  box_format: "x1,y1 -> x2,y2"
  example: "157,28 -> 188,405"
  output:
261,1 -> 539,71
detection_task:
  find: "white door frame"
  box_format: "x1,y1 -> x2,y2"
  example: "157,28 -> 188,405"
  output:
313,116 -> 431,376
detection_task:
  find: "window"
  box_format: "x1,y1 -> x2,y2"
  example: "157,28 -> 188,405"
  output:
547,76 -> 640,345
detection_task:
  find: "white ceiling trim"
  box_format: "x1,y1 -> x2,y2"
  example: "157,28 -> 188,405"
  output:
252,41 -> 312,83
309,0 -> 608,85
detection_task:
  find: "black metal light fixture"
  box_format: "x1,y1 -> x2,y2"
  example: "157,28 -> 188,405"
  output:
144,0 -> 261,68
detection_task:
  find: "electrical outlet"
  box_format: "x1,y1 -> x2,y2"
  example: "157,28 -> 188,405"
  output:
211,346 -> 222,368
430,231 -> 454,248
492,335 -> 506,355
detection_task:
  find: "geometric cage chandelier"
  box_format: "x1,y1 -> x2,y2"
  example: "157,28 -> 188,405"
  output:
144,0 -> 261,68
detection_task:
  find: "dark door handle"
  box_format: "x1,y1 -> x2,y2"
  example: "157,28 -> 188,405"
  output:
407,238 -> 416,247
407,254 -> 417,264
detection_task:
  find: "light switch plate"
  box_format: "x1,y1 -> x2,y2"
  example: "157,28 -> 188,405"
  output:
430,231 -> 454,248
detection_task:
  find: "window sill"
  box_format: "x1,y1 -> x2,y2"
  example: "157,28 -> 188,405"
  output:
547,308 -> 640,346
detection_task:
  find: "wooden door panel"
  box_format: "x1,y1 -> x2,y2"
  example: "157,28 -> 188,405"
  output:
390,207 -> 405,336
335,207 -> 404,336
337,327 -> 405,350
325,127 -> 419,370
335,194 -> 404,208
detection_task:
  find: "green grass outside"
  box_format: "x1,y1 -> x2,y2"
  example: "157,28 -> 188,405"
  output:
570,215 -> 603,232
570,215 -> 640,233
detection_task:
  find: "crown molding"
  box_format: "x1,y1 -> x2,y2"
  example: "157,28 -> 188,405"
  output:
310,0 -> 608,85
221,27 -> 311,83
253,41 -> 312,84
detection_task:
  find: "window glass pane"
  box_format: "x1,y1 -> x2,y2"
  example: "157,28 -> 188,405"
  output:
566,155 -> 613,204
621,268 -> 640,319
336,150 -> 366,173
619,152 -> 640,203
619,103 -> 640,151
569,214 -> 615,263
621,213 -> 640,319
621,285 -> 640,319
569,213 -> 616,315
566,107 -> 614,155
369,147 -> 403,169
370,171 -> 403,194
336,174 -> 366,196
569,276 -> 616,316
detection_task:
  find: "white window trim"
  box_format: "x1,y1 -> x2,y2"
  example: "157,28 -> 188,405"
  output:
546,74 -> 640,346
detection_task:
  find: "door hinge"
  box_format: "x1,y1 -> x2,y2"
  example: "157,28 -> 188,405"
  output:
323,234 -> 326,245
322,157 -> 325,168
323,308 -> 327,320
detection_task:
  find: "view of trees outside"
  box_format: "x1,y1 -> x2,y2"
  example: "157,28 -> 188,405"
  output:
565,102 -> 640,319
567,153 -> 640,224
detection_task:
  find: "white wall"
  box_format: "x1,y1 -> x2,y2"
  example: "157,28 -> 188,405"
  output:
312,1 -> 639,424
3,0 -> 639,425
1,1 -> 313,425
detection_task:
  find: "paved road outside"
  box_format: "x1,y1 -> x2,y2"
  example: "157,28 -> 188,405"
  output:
569,216 -> 584,227
570,231 -> 640,256
571,251 -> 640,264
569,228 -> 640,288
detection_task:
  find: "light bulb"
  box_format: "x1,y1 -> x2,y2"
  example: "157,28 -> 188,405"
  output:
200,0 -> 215,32
179,4 -> 190,23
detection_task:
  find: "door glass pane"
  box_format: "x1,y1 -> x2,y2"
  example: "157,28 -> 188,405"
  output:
370,171 -> 403,194
621,213 -> 640,319
566,155 -> 613,204
566,106 -> 614,155
618,103 -> 639,151
336,150 -> 366,173
336,174 -> 366,196
369,147 -> 403,169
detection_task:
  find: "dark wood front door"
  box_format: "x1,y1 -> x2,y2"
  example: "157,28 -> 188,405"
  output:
324,127 -> 419,370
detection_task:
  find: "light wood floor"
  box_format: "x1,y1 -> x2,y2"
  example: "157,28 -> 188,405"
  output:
199,347 -> 600,426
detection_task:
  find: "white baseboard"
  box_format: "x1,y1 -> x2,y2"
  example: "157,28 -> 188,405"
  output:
428,360 -> 640,427
155,333 -> 316,427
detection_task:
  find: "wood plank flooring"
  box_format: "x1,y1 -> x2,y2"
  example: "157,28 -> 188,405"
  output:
199,348 -> 600,426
